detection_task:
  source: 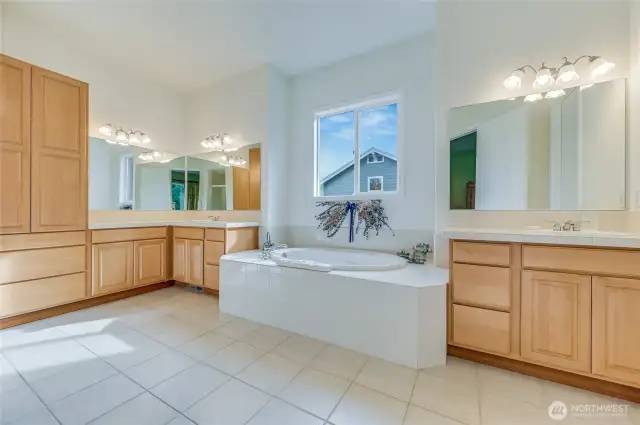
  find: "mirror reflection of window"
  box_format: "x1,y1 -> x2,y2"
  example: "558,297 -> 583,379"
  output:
119,155 -> 134,209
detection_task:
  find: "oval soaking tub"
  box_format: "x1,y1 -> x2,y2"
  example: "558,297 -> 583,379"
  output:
271,247 -> 407,272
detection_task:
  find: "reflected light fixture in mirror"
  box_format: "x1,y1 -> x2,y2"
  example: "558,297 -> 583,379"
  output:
544,89 -> 566,99
524,93 -> 543,102
201,133 -> 233,150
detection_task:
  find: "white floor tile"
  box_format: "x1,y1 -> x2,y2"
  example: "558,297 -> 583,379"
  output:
49,374 -> 144,425
123,350 -> 196,389
0,381 -> 46,424
205,341 -> 266,375
411,373 -> 479,425
280,368 -> 350,419
480,392 -> 557,425
247,399 -> 324,425
237,353 -> 303,395
176,331 -> 233,360
478,364 -> 546,407
329,384 -> 407,425
89,392 -> 178,425
75,326 -> 169,371
420,356 -> 478,386
0,321 -> 67,352
240,326 -> 292,350
274,335 -> 326,365
403,405 -> 464,425
355,358 -> 417,402
151,363 -> 229,412
4,407 -> 60,425
165,416 -> 196,425
185,379 -> 270,425
310,345 -> 368,381
216,318 -> 263,340
130,314 -> 210,347
0,352 -> 25,394
29,357 -> 117,404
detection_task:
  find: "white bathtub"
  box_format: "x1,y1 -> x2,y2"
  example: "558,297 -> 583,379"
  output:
271,247 -> 407,272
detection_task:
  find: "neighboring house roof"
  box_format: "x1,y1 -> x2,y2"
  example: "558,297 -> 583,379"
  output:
320,147 -> 396,185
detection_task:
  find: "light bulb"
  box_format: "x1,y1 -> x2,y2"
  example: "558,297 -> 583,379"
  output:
129,133 -> 140,144
116,130 -> 128,141
556,63 -> 579,84
152,151 -> 161,158
580,84 -> 594,91
228,158 -> 236,165
534,66 -> 554,87
590,57 -> 615,77
212,140 -> 222,149
524,93 -> 543,102
503,69 -> 524,90
98,125 -> 112,136
220,155 -> 228,161
201,140 -> 210,148
222,134 -> 232,144
545,89 -> 566,99
141,134 -> 151,144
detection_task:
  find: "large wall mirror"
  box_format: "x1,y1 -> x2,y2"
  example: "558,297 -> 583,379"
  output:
448,79 -> 626,211
89,138 -> 261,211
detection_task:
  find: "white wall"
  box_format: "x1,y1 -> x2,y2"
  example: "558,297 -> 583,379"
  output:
135,165 -> 172,210
88,138 -> 120,210
629,0 -> 640,209
287,35 -> 435,251
3,6 -> 187,154
435,0 -> 631,265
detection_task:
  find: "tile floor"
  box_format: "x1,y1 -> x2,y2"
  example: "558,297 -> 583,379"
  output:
1,286 -> 638,425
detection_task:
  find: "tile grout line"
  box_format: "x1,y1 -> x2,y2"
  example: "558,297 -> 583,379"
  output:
400,368 -> 420,425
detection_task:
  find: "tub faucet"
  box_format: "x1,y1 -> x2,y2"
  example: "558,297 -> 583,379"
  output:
262,237 -> 288,259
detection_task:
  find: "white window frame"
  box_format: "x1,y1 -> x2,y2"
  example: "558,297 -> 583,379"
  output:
314,92 -> 402,199
367,153 -> 384,164
367,176 -> 384,192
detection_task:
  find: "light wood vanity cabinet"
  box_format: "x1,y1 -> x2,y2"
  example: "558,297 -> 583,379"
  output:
134,239 -> 166,286
92,242 -> 134,296
449,240 -> 640,394
173,236 -> 204,286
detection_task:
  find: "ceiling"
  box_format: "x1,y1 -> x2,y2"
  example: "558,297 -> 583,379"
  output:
6,1 -> 436,92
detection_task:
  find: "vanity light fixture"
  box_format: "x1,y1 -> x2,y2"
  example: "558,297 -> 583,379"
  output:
524,93 -> 543,102
98,124 -> 152,146
138,150 -> 161,161
504,55 -> 616,90
201,133 -> 233,150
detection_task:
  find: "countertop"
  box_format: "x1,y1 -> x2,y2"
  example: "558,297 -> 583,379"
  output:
444,227 -> 640,248
89,221 -> 260,230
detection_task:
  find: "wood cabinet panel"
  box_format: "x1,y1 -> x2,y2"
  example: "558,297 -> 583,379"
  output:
0,273 -> 86,318
204,264 -> 219,290
522,245 -> 640,278
205,241 -> 225,266
0,245 -> 86,285
233,167 -> 250,210
452,263 -> 510,310
226,228 -> 259,253
173,227 -> 204,240
593,276 -> 640,387
0,55 -> 31,234
521,270 -> 591,373
173,238 -> 187,282
31,67 -> 87,232
0,231 -> 85,252
452,304 -> 510,355
92,242 -> 133,296
452,242 -> 510,266
134,239 -> 166,286
249,147 -> 261,210
205,228 -> 225,242
186,239 -> 204,286
92,227 -> 167,244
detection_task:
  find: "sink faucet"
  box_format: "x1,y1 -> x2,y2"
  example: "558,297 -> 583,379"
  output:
208,215 -> 220,221
262,233 -> 288,259
546,220 -> 589,232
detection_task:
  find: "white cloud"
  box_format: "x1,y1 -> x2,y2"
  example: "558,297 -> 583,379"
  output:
325,114 -> 352,124
360,111 -> 388,127
330,127 -> 355,141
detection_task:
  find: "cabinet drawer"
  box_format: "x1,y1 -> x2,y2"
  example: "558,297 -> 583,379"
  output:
204,264 -> 220,290
174,227 -> 204,240
0,245 -> 86,285
452,304 -> 511,355
92,227 -> 166,244
205,241 -> 225,266
0,231 -> 86,252
452,263 -> 510,310
452,242 -> 510,266
205,228 -> 225,242
0,273 -> 86,318
523,245 -> 640,278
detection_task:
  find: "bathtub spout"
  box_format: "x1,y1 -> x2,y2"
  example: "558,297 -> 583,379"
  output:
262,243 -> 289,260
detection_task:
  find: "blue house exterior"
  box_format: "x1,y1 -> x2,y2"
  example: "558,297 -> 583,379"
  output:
320,148 -> 397,196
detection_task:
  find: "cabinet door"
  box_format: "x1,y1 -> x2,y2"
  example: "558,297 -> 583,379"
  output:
186,239 -> 204,286
31,67 -> 88,232
134,239 -> 166,286
233,167 -> 250,210
173,238 -> 188,282
92,242 -> 133,296
593,276 -> 640,387
521,270 -> 591,373
0,55 -> 31,234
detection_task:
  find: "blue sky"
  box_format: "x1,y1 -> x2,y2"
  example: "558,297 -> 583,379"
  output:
318,103 -> 397,180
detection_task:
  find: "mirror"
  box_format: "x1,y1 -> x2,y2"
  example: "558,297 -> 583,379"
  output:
89,138 -> 261,211
185,144 -> 261,211
449,79 -> 626,210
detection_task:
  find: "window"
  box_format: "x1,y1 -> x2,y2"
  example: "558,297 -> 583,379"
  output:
119,155 -> 134,209
316,99 -> 399,197
368,176 -> 384,191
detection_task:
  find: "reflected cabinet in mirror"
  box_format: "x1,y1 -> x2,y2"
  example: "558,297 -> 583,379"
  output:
88,138 -> 261,211
449,79 -> 626,211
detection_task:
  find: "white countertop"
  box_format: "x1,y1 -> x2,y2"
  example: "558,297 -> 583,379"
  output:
89,221 -> 260,230
221,250 -> 449,288
444,227 -> 640,248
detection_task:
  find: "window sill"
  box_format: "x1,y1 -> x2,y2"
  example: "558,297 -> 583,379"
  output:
314,191 -> 399,202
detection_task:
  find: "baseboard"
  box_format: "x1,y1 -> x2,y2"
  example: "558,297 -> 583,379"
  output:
448,345 -> 640,403
0,281 -> 173,330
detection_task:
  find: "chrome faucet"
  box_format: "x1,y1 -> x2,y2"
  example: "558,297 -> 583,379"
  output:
262,233 -> 288,259
546,220 -> 589,232
208,215 -> 221,221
